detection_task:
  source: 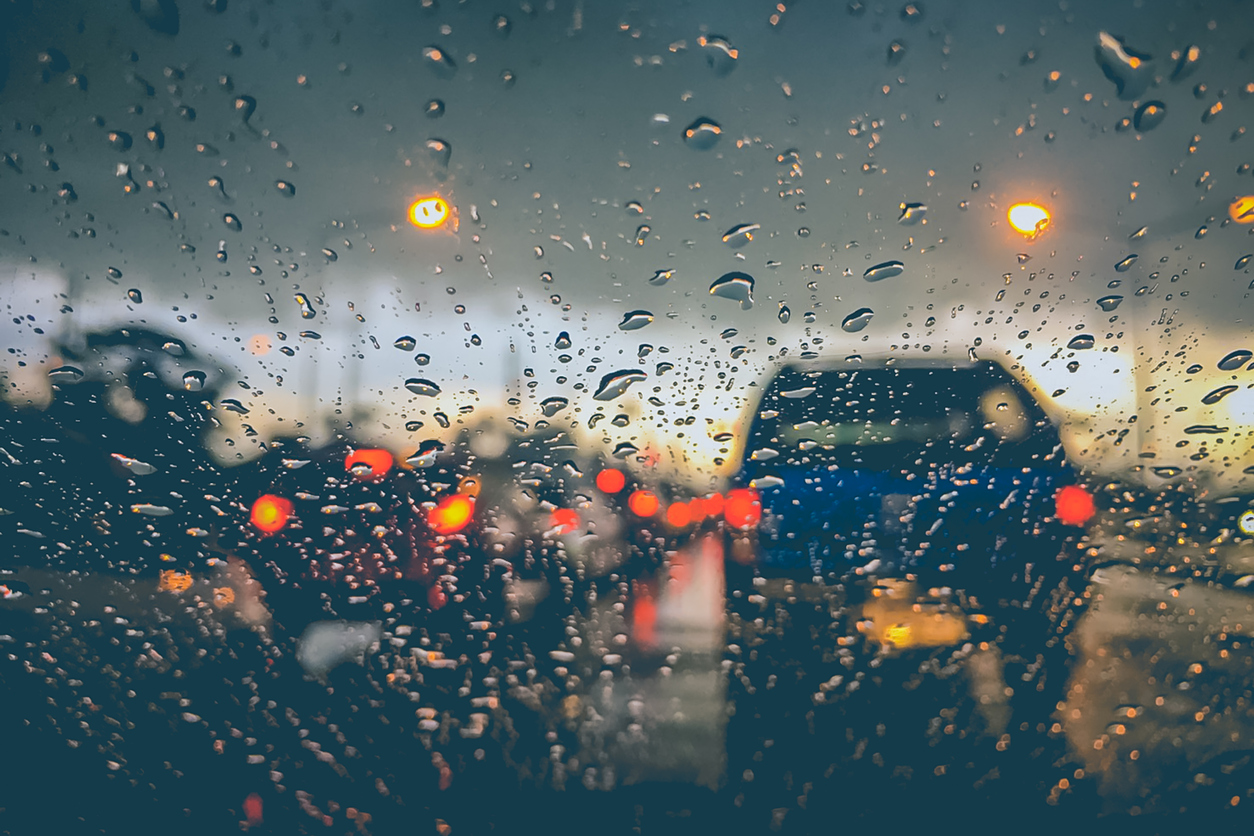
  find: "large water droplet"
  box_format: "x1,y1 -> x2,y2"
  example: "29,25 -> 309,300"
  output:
554,331 -> 571,349
683,118 -> 722,150
294,293 -> 317,319
106,130 -> 132,151
898,202 -> 927,224
406,439 -> 445,467
634,225 -> 651,246
1236,254 -> 1252,271
540,396 -> 569,417
425,99 -> 445,118
111,453 -> 156,476
394,335 -> 416,351
48,365 -> 84,383
1067,334 -> 1096,350
422,45 -> 457,79
425,138 -> 451,167
1218,349 -> 1252,371
275,179 -> 296,197
1097,295 -> 1124,311
127,288 -> 143,303
709,271 -> 754,310
1095,31 -> 1154,100
699,34 -> 739,76
405,378 -> 441,397
1133,100 -> 1167,131
649,268 -> 675,286
593,369 -> 647,401
182,370 -> 206,391
1114,254 -> 1138,272
863,260 -> 904,282
1202,385 -> 1238,405
415,353 -> 430,366
223,213 -> 242,231
841,308 -> 874,332
618,310 -> 654,330
778,304 -> 791,324
721,223 -> 760,248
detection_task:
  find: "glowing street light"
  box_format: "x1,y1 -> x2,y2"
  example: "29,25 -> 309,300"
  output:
1008,203 -> 1051,238
408,195 -> 450,229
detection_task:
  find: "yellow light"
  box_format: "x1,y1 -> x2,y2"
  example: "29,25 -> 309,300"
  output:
408,196 -> 450,229
1238,510 -> 1254,536
1008,203 -> 1051,237
1230,196 -> 1254,224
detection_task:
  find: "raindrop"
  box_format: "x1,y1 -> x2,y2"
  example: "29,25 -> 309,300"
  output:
1114,254 -> 1138,272
106,130 -> 133,151
221,398 -> 249,414
146,125 -> 164,149
1218,349 -> 1252,371
492,14 -> 512,37
275,180 -> 296,197
1067,334 -> 1096,350
394,335 -> 416,351
841,308 -> 874,332
778,304 -> 791,324
1129,226 -> 1148,239
709,271 -> 755,310
48,365 -> 84,383
1172,45 -> 1201,81
1152,467 -> 1182,478
722,223 -> 760,248
425,99 -> 445,118
863,260 -> 905,281
500,69 -> 516,88
613,441 -> 639,458
321,248 -> 338,262
182,371 -> 206,391
540,397 -> 569,417
162,339 -> 185,356
887,40 -> 907,65
422,46 -> 457,79
415,353 -> 431,366
406,439 -> 445,467
405,378 -> 441,397
425,138 -> 451,167
648,268 -> 675,286
593,369 -> 647,401
127,288 -> 143,303
553,332 -> 572,350
1097,295 -> 1124,311
294,293 -> 317,319
111,453 -> 156,476
1236,254 -> 1252,270
1095,31 -> 1154,100
1203,385 -> 1239,404
1184,424 -> 1228,435
898,202 -> 927,224
223,213 -> 242,231
618,310 -> 654,330
683,118 -> 722,150
1133,101 -> 1167,131
635,225 -> 651,246
131,504 -> 173,516
699,34 -> 739,76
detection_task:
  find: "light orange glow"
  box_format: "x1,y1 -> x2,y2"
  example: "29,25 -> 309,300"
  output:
158,570 -> 193,593
213,587 -> 236,606
1230,196 -> 1254,224
249,334 -> 271,355
628,489 -> 660,517
549,508 -> 580,535
250,494 -> 293,534
345,448 -> 394,480
596,469 -> 626,493
408,196 -> 450,229
1008,203 -> 1051,237
429,494 -> 474,535
666,501 -> 692,528
724,488 -> 762,529
1055,485 -> 1096,526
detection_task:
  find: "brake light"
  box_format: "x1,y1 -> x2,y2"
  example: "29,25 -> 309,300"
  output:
429,494 -> 474,535
345,448 -> 394,480
724,488 -> 762,530
250,494 -> 293,534
628,489 -> 659,517
666,501 -> 692,528
1054,485 -> 1095,526
596,468 -> 626,493
549,508 -> 580,535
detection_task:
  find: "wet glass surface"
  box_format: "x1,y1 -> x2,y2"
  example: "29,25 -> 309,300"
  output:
3,0 -> 1254,831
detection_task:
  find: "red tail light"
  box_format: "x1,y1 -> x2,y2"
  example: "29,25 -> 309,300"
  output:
596,468 -> 626,493
666,501 -> 692,528
428,494 -> 474,535
549,508 -> 580,535
724,488 -> 762,530
628,489 -> 660,517
1054,484 -> 1095,526
250,494 -> 292,534
345,448 -> 393,480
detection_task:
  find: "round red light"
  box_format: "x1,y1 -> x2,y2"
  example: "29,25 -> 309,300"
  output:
429,494 -> 474,535
666,502 -> 692,528
724,488 -> 762,530
628,489 -> 660,517
549,508 -> 580,535
345,448 -> 393,479
250,494 -> 292,534
1055,484 -> 1096,527
596,469 -> 626,493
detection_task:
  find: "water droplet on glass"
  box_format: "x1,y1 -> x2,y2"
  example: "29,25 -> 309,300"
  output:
887,40 -> 907,65
182,370 -> 206,391
425,138 -> 451,167
394,335 -> 416,351
275,179 -> 296,197
406,439 -> 445,467
1236,254 -> 1252,271
554,332 -> 571,350
1218,349 -> 1252,371
48,365 -> 84,383
683,118 -> 722,150
106,131 -> 132,151
898,202 -> 927,224
1172,44 -> 1202,81
699,34 -> 739,76
1095,31 -> 1154,100
415,353 -> 430,366
1097,295 -> 1124,311
321,248 -> 338,262
778,304 -> 791,324
405,378 -> 441,397
863,260 -> 905,282
422,46 -> 457,79
425,99 -> 445,118
618,310 -> 654,330
540,397 -> 569,417
709,271 -> 755,310
492,14 -> 512,37
221,398 -> 249,414
1067,334 -> 1096,350
1133,100 -> 1167,131
634,224 -> 651,246
111,453 -> 156,476
1202,385 -> 1238,405
1114,254 -> 1138,272
648,268 -> 674,286
722,223 -> 760,248
162,339 -> 185,356
500,69 -> 516,88
593,369 -> 647,401
841,307 -> 874,332
127,288 -> 143,303
294,293 -> 317,319
223,213 -> 242,231
1152,467 -> 1181,478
